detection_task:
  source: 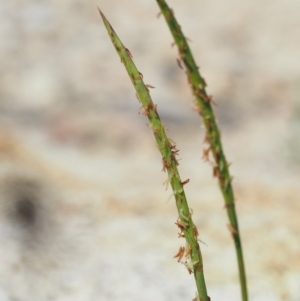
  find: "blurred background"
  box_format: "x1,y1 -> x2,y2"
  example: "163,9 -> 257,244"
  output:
0,0 -> 300,300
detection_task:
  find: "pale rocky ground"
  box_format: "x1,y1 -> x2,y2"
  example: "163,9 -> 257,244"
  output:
0,1 -> 300,301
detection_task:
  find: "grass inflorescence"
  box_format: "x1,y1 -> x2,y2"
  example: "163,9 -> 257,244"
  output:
98,8 -> 210,301
156,1 -> 248,300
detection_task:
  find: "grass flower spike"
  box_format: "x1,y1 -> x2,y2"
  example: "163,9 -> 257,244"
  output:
98,8 -> 210,301
156,1 -> 248,300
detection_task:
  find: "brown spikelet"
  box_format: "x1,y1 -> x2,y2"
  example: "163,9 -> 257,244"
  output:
174,246 -> 185,262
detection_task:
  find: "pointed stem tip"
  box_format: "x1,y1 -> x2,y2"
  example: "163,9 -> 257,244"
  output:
97,6 -> 105,20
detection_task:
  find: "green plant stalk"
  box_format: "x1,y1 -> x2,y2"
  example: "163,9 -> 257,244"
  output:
98,8 -> 210,301
156,1 -> 248,300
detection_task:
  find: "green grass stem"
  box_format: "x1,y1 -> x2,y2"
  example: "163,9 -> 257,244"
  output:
98,8 -> 210,301
156,1 -> 248,300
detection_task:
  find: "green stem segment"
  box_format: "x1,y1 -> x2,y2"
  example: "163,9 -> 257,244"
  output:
156,1 -> 248,300
98,8 -> 210,301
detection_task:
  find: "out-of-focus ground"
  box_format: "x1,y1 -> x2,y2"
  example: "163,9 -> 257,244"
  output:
0,0 -> 300,300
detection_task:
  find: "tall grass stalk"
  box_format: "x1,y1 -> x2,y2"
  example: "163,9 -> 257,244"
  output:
156,1 -> 248,300
98,8 -> 210,301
